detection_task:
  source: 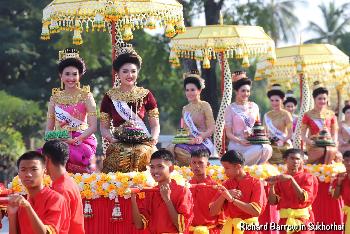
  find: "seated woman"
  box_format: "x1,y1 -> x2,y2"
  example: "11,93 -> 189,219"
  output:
167,71 -> 215,166
301,82 -> 340,164
45,48 -> 98,173
100,48 -> 160,173
224,75 -> 272,165
283,90 -> 298,132
264,84 -> 293,164
338,105 -> 350,153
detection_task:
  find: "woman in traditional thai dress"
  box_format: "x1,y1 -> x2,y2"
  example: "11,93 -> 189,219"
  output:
338,105 -> 350,153
283,90 -> 298,132
45,48 -> 98,173
168,71 -> 215,166
100,49 -> 160,173
301,83 -> 340,164
224,76 -> 272,166
264,84 -> 293,164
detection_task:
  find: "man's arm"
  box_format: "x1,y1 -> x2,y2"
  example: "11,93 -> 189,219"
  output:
9,195 -> 47,234
130,194 -> 145,229
160,184 -> 180,231
209,185 -> 232,216
333,173 -> 346,199
268,184 -> 279,205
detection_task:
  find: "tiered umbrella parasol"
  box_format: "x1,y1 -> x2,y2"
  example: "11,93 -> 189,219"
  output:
255,43 -> 349,148
169,18 -> 276,155
40,0 -> 186,84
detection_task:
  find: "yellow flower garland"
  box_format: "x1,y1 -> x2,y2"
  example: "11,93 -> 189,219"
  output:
8,163 -> 345,199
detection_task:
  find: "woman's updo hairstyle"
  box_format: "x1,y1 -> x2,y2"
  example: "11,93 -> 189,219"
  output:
183,70 -> 205,90
113,47 -> 142,72
232,70 -> 252,91
342,105 -> 350,114
267,84 -> 285,99
283,90 -> 298,106
58,48 -> 86,75
312,81 -> 328,98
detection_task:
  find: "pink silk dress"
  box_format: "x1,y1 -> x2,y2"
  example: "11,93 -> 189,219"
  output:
55,102 -> 97,173
224,102 -> 272,165
50,89 -> 97,174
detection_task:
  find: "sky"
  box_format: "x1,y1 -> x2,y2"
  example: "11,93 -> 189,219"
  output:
189,0 -> 349,46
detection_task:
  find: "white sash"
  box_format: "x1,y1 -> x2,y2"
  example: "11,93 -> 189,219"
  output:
55,106 -> 85,132
230,104 -> 255,132
264,114 -> 288,141
312,118 -> 324,132
183,112 -> 217,156
111,100 -> 150,137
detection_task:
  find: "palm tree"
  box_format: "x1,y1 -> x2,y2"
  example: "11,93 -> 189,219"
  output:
306,1 -> 350,44
257,0 -> 305,45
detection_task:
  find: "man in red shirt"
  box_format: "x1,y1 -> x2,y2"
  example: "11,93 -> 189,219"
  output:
8,151 -> 70,234
210,150 -> 266,234
131,149 -> 193,233
43,140 -> 85,234
189,149 -> 224,233
332,150 -> 350,233
267,148 -> 318,234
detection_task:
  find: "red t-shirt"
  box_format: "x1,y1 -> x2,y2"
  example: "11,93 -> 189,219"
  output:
139,180 -> 193,234
189,176 -> 224,229
216,174 -> 267,220
332,173 -> 350,206
52,173 -> 85,234
274,170 -> 318,233
18,187 -> 70,234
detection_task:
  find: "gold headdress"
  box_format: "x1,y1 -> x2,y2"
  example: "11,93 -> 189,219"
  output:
115,46 -> 142,67
183,70 -> 205,89
313,81 -> 324,91
59,48 -> 80,61
285,90 -> 295,99
232,70 -> 247,82
58,48 -> 86,75
270,84 -> 283,91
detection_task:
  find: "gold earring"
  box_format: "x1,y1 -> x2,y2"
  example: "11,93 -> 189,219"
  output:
61,80 -> 64,90
77,82 -> 80,89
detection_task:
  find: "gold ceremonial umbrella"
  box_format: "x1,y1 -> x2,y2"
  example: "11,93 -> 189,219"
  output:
169,19 -> 276,155
255,44 -> 349,148
41,0 -> 185,84
169,23 -> 275,69
255,44 -> 349,88
41,0 -> 185,45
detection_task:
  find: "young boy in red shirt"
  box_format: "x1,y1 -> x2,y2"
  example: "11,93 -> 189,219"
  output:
8,151 -> 70,234
189,149 -> 224,233
332,150 -> 350,233
210,150 -> 266,234
267,148 -> 318,234
43,140 -> 85,234
131,149 -> 193,233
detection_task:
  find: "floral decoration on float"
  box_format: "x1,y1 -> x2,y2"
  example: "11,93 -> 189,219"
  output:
8,163 -> 346,198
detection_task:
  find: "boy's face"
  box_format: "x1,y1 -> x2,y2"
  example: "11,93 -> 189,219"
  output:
343,157 -> 350,172
150,159 -> 173,183
190,156 -> 208,177
18,160 -> 44,189
221,161 -> 240,178
285,153 -> 303,173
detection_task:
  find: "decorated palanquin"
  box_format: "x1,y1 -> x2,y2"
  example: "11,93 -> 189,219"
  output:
100,86 -> 159,173
7,163 -> 346,234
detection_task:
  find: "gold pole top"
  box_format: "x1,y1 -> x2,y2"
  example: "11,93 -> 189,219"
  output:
219,11 -> 223,25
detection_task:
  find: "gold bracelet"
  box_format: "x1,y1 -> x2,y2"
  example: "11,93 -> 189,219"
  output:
148,108 -> 159,119
87,111 -> 97,117
100,112 -> 111,124
47,113 -> 55,119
